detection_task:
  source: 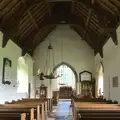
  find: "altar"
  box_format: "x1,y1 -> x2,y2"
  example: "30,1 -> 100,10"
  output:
59,86 -> 74,99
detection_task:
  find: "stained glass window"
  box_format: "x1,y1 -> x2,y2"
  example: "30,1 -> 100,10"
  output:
56,64 -> 75,89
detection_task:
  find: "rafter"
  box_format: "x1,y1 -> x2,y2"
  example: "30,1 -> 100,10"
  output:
71,0 -> 75,13
1,6 -> 26,48
83,0 -> 95,39
45,0 -> 51,16
109,0 -> 120,11
77,0 -> 118,46
27,10 -> 39,30
0,0 -> 119,57
21,0 -> 39,30
70,24 -> 104,58
79,0 -> 117,22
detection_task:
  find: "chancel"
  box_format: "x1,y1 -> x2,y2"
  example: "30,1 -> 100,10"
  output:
0,0 -> 120,120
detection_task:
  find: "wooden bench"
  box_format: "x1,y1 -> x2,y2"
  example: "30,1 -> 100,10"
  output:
21,98 -> 53,112
0,112 -> 26,120
0,108 -> 33,120
11,100 -> 47,117
3,98 -> 53,120
3,102 -> 45,120
73,102 -> 120,120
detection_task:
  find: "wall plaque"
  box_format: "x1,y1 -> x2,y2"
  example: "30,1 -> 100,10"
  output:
112,76 -> 118,87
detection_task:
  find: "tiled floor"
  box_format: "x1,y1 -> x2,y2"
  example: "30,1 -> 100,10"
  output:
48,106 -> 57,120
48,100 -> 73,120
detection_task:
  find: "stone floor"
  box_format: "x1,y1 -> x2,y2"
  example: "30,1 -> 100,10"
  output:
48,100 -> 73,120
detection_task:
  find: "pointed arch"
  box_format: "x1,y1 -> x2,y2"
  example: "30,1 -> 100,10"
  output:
97,61 -> 104,97
53,61 -> 78,82
100,61 -> 104,73
17,56 -> 28,93
53,61 -> 78,90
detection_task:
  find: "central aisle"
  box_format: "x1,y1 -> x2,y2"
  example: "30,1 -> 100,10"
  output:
55,100 -> 73,120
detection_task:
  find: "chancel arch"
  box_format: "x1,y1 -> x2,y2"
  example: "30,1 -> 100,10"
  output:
53,62 -> 78,91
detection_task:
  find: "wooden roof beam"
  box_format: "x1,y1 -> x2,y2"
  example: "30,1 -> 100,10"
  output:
70,15 -> 103,57
45,0 -> 51,16
32,25 -> 56,51
71,0 -> 75,13
78,0 -> 117,22
20,15 -> 51,48
108,27 -> 118,45
81,22 -> 104,58
21,0 -> 39,30
27,10 -> 39,30
82,7 -> 92,39
110,0 -> 120,12
99,0 -> 120,19
1,6 -> 27,48
48,0 -> 72,1
76,0 -> 118,46
82,0 -> 95,30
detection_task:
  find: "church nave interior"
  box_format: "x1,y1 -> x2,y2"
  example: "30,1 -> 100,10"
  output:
0,0 -> 120,120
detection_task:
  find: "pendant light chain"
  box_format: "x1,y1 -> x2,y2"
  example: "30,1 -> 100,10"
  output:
52,47 -> 55,73
49,38 -> 53,74
61,37 -> 64,77
61,37 -> 63,62
39,38 -> 58,80
48,47 -> 51,74
44,39 -> 55,75
44,47 -> 49,75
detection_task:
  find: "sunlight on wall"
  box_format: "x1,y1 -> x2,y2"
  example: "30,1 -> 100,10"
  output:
17,57 -> 28,93
98,63 -> 104,96
56,64 -> 75,89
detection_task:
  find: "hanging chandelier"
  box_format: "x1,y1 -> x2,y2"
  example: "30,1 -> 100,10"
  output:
37,43 -> 60,80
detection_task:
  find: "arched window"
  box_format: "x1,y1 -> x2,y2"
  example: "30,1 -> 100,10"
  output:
55,64 -> 76,89
17,57 -> 28,93
97,62 -> 104,97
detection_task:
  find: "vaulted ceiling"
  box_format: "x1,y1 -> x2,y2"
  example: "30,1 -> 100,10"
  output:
0,0 -> 120,57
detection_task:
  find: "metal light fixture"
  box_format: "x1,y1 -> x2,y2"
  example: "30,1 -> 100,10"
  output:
37,43 -> 60,80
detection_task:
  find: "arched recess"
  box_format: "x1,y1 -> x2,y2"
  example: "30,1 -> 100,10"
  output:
53,61 -> 78,91
97,61 -> 104,97
17,57 -> 28,93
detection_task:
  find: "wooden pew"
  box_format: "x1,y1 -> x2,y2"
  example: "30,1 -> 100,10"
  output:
3,98 -> 53,120
72,98 -> 118,105
0,108 -> 33,120
21,98 -> 53,112
73,102 -> 120,120
0,112 -> 26,120
18,98 -> 53,115
12,100 -> 47,118
3,102 -> 45,120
